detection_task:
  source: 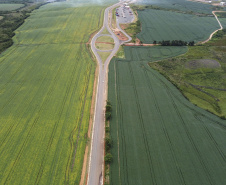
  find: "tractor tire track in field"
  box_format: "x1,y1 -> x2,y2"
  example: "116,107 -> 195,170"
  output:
0,46 -> 58,154
64,42 -> 92,183
3,43 -> 80,184
116,61 -> 129,185
0,45 -> 27,76
142,67 -> 186,185
71,66 -> 92,171
3,53 -> 68,185
127,62 -> 157,185
50,64 -> 92,184
144,64 -> 215,185
194,115 -> 226,163
34,44 -> 86,185
0,44 -> 73,152
143,64 -> 226,131
0,46 -> 51,124
0,43 -> 72,150
166,87 -> 214,185
48,50 -> 88,184
113,61 -> 121,185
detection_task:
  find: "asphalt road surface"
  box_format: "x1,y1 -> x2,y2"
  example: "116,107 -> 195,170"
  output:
87,1 -> 132,185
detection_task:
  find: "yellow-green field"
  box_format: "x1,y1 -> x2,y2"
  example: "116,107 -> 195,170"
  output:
0,4 -> 24,11
0,1 -> 106,184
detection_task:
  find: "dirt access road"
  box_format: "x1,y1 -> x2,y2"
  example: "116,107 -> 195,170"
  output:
200,11 -> 224,44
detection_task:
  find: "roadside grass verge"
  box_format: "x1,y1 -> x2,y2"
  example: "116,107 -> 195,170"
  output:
115,45 -> 125,59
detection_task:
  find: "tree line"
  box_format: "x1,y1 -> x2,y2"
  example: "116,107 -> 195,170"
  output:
0,2 -> 47,53
153,40 -> 195,46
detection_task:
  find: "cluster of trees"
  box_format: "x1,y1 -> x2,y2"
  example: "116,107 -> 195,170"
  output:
132,5 -> 210,17
105,101 -> 112,121
105,101 -> 113,164
153,40 -> 195,46
0,2 -> 46,53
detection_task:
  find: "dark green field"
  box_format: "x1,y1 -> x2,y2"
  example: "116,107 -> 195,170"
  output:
136,0 -> 217,14
136,9 -> 220,44
108,46 -> 226,185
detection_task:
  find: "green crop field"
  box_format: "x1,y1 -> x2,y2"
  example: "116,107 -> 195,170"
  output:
219,18 -> 226,28
108,46 -> 226,185
136,0 -> 215,14
0,0 -> 110,184
0,4 -> 24,11
137,9 -> 220,44
123,45 -> 187,61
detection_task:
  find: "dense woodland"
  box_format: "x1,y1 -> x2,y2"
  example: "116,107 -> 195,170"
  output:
0,2 -> 45,53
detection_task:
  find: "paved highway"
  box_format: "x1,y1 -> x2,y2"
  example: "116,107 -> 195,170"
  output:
87,1 -> 132,185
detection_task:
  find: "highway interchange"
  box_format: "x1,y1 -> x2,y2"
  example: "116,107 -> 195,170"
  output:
87,1 -> 132,185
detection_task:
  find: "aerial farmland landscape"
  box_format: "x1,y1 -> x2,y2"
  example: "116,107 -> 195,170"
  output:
0,0 -> 226,184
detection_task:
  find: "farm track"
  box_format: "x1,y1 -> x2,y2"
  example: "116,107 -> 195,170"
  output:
200,11 -> 224,44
